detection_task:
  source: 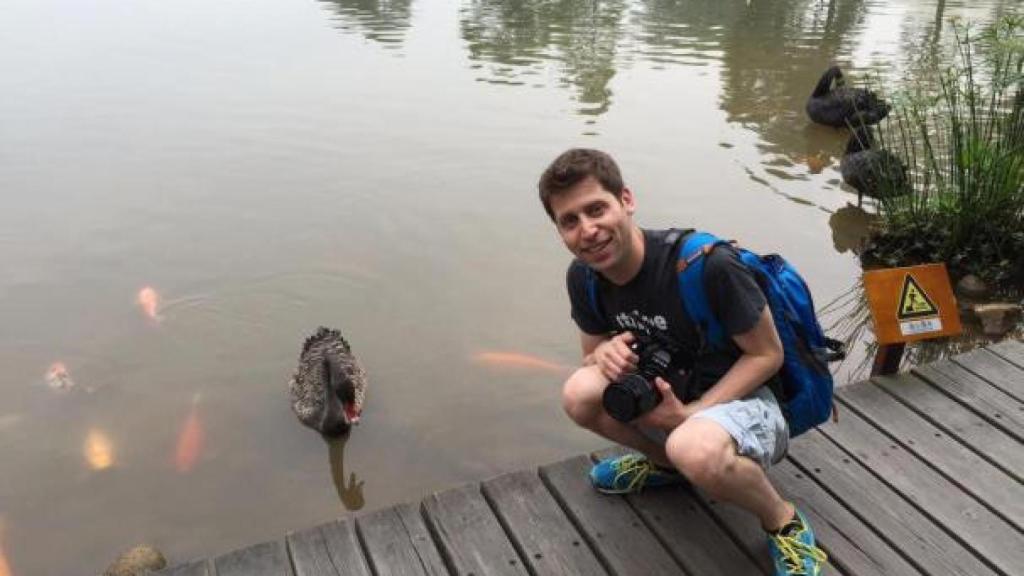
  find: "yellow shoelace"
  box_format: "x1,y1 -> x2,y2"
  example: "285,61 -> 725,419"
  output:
612,455 -> 653,492
770,530 -> 828,575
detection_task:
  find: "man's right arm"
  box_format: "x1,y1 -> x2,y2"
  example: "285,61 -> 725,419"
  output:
581,331 -> 638,381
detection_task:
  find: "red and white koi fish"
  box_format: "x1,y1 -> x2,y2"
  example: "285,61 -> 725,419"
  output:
137,286 -> 161,321
45,361 -> 74,390
0,517 -> 12,576
472,351 -> 572,374
175,393 -> 204,473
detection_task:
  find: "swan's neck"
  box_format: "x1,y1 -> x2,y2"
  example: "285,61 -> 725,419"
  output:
320,358 -> 346,431
846,128 -> 874,154
812,67 -> 842,98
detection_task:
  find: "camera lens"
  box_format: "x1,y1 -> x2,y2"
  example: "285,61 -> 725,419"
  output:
602,373 -> 660,422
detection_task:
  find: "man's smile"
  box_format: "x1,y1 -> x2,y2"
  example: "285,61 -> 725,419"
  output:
582,237 -> 612,255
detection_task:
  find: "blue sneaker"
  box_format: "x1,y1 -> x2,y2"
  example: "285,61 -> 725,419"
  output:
588,453 -> 685,494
767,508 -> 828,576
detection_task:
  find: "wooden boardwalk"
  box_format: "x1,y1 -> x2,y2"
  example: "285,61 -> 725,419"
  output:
158,340 -> 1024,576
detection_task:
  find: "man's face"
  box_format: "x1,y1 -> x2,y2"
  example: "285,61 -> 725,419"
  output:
549,176 -> 637,274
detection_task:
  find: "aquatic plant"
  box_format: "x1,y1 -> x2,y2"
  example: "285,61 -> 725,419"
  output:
861,15 -> 1024,290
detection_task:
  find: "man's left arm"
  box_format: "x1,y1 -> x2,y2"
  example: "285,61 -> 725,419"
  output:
686,305 -> 783,410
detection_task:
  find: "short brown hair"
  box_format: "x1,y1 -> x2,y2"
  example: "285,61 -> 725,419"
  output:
538,148 -> 624,220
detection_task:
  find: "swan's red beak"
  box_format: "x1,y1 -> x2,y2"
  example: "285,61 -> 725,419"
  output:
344,403 -> 361,425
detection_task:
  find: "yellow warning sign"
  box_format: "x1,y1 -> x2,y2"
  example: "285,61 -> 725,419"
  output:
897,275 -> 939,319
863,263 -> 962,344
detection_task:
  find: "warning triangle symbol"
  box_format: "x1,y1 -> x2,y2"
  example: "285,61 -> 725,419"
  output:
898,275 -> 939,319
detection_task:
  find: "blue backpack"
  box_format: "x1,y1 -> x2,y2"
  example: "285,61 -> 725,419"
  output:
586,230 -> 844,437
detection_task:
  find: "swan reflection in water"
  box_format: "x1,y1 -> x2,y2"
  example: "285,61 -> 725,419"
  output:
828,204 -> 878,256
328,434 -> 365,511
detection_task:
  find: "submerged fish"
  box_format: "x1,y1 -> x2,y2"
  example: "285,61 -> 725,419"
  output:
805,151 -> 830,174
137,286 -> 161,321
472,351 -> 571,374
84,428 -> 114,470
0,518 -> 11,576
45,361 -> 74,390
174,393 -> 204,473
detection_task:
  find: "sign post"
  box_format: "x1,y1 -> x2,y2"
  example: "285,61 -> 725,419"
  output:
862,263 -> 962,376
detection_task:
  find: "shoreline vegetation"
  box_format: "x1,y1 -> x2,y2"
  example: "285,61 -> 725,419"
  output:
862,14 -> 1023,291
824,14 -> 1023,378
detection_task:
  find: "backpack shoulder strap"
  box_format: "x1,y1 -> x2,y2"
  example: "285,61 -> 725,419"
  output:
676,231 -> 732,348
584,265 -> 604,324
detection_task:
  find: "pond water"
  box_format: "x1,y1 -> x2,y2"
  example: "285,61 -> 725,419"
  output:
0,0 -> 1013,573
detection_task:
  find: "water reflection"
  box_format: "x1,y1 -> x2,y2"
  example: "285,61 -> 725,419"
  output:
313,0 -> 1013,156
318,0 -> 415,49
719,0 -> 868,167
328,435 -> 365,510
460,0 -> 626,115
828,204 -> 877,255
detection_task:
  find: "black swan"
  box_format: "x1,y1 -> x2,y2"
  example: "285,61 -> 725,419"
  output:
289,327 -> 366,436
840,126 -> 909,207
807,66 -> 890,128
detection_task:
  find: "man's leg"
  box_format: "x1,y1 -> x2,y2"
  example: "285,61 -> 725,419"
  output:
664,391 -> 827,576
561,365 -> 671,468
664,417 -> 792,530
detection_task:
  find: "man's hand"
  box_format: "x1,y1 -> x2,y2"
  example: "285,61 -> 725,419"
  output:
592,332 -> 638,381
635,377 -> 699,432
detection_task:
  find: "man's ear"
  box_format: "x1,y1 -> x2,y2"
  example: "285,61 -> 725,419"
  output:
620,187 -> 636,214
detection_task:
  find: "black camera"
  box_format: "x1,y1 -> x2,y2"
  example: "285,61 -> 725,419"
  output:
601,331 -> 679,422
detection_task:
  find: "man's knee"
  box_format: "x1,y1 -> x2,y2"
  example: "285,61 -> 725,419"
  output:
665,420 -> 737,486
561,366 -> 606,425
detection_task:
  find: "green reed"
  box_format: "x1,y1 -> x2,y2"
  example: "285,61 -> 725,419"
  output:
863,15 -> 1024,289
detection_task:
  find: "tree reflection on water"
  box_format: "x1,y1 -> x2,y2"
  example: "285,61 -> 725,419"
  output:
318,0 -> 415,49
460,0 -> 627,116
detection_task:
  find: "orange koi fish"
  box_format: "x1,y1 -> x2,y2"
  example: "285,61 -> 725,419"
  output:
137,286 -> 160,321
84,428 -> 114,470
805,152 -> 830,174
472,351 -> 572,374
0,517 -> 11,576
175,393 -> 204,473
45,361 -> 74,390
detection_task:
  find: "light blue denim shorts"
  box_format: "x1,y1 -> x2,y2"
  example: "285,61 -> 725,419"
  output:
690,386 -> 789,469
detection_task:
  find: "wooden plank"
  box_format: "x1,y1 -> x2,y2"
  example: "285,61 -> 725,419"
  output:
589,444 -> 765,573
357,503 -> 449,576
421,483 -> 529,576
213,540 -> 292,576
815,408 -> 1024,575
771,460 -> 921,576
481,470 -> 607,576
590,445 -> 765,575
591,447 -> 844,575
288,524 -> 341,576
152,559 -> 210,576
696,496 -> 775,574
788,431 -> 997,576
592,445 -> 841,574
953,348 -> 1024,402
627,484 -> 767,575
698,493 -> 843,576
320,518 -> 373,576
539,455 -> 682,576
986,338 -> 1024,368
914,360 -> 1024,441
837,380 -> 1024,531
872,373 -> 1024,483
